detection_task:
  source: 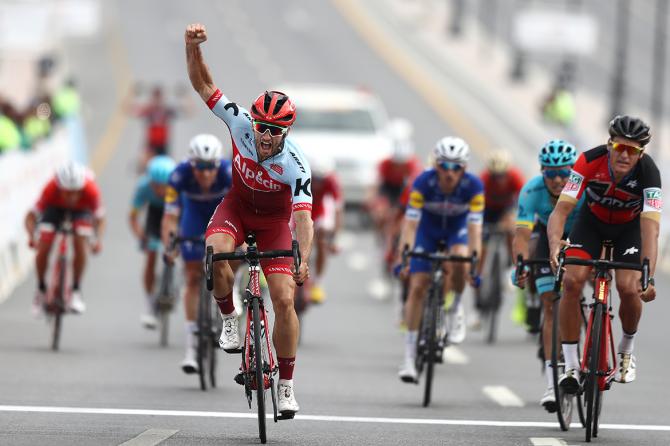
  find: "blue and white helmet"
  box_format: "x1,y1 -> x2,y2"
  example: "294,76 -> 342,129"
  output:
538,139 -> 577,167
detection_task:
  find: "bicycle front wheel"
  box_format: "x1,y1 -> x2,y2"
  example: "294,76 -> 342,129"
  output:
486,250 -> 502,344
585,304 -> 603,442
197,283 -> 210,391
51,257 -> 67,351
422,285 -> 440,408
551,298 -> 572,431
252,298 -> 267,443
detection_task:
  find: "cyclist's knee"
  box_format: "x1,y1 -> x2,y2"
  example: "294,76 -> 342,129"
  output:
563,273 -> 586,299
616,280 -> 638,301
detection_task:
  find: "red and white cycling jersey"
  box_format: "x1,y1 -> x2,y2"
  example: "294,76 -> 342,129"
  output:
378,157 -> 422,187
34,176 -> 103,217
312,174 -> 342,221
207,89 -> 312,219
560,145 -> 662,223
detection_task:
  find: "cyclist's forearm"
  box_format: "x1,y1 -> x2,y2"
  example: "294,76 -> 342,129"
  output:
185,43 -> 216,102
24,211 -> 37,235
294,211 -> 314,263
467,222 -> 482,262
512,227 -> 532,261
547,202 -> 570,250
94,216 -> 106,240
334,208 -> 344,235
161,212 -> 179,247
129,211 -> 142,237
641,217 -> 660,276
396,217 -> 418,260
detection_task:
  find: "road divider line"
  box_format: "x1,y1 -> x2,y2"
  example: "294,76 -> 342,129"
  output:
1,405 -> 669,431
443,346 -> 469,365
118,429 -> 179,446
368,278 -> 391,300
530,438 -> 569,446
482,385 -> 525,407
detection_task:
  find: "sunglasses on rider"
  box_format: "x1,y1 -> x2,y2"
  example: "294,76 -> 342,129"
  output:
252,120 -> 288,137
437,161 -> 464,171
191,160 -> 219,171
611,142 -> 643,156
542,168 -> 572,179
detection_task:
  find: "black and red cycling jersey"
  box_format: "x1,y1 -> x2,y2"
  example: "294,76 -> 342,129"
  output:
560,145 -> 662,224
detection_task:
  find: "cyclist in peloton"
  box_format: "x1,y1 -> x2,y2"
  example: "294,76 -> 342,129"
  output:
477,150 -> 524,325
548,116 -> 660,393
305,153 -> 343,304
512,140 -> 583,411
185,23 -> 312,416
395,137 -> 483,382
129,155 -> 176,328
25,161 -> 105,315
161,134 -> 232,374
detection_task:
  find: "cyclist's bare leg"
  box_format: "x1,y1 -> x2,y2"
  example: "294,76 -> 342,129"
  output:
541,292 -> 556,360
72,235 -> 88,287
206,233 -> 237,314
267,273 -> 298,357
449,244 -> 468,298
404,272 -> 431,330
615,269 -> 642,336
314,228 -> 327,278
183,261 -> 202,322
35,239 -> 54,287
559,264 -> 590,371
144,250 -> 157,295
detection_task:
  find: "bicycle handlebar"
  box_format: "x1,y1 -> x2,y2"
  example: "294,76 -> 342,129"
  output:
205,240 -> 301,291
401,245 -> 478,278
514,255 -> 550,286
553,251 -> 650,292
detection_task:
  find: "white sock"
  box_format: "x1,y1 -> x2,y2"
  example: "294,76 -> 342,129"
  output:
145,294 -> 154,314
562,342 -> 580,373
545,360 -> 554,388
185,321 -> 197,350
618,331 -> 635,354
405,330 -> 418,361
451,292 -> 463,311
279,378 -> 293,387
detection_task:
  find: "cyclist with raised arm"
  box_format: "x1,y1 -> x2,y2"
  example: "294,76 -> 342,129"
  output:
395,137 -> 483,382
548,116 -> 660,394
305,153 -> 343,304
129,155 -> 176,328
512,140 -> 583,411
185,23 -> 312,417
25,161 -> 105,314
161,134 -> 232,374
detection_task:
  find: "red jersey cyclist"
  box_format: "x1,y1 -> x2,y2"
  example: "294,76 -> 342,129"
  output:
185,23 -> 312,416
25,162 -> 105,315
548,115 -> 660,393
305,153 -> 343,304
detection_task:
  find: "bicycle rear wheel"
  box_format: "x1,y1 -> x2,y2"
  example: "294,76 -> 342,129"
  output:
252,298 -> 267,443
551,298 -> 573,431
585,304 -> 603,442
422,285 -> 440,407
486,251 -> 502,344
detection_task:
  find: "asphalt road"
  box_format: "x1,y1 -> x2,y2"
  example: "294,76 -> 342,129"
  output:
1,1 -> 669,445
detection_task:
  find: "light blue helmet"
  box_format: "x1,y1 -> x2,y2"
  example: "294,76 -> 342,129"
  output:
147,155 -> 176,184
538,139 -> 577,167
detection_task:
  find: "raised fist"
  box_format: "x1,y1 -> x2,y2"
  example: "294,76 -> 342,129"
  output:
185,23 -> 207,46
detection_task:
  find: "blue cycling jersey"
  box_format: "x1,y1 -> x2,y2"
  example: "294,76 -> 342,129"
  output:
131,175 -> 165,210
516,174 -> 583,231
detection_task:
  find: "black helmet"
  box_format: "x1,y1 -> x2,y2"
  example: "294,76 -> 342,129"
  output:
608,115 -> 651,147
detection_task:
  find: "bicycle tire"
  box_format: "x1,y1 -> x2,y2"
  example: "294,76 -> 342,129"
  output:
551,298 -> 573,431
209,299 -> 220,388
585,303 -> 603,442
252,298 -> 267,443
422,283 -> 439,407
159,309 -> 169,347
197,283 -> 209,391
51,256 -> 67,351
487,250 -> 501,344
158,264 -> 173,347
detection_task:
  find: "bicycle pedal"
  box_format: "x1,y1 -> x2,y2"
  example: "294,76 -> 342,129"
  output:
234,372 -> 245,386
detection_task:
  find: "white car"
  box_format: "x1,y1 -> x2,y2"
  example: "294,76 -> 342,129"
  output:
276,84 -> 410,206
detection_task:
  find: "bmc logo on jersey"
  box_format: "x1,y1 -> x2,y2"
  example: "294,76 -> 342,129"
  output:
234,154 -> 282,191
644,188 -> 663,210
564,172 -> 583,192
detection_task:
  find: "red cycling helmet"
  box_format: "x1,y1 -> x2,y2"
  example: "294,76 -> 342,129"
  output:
250,90 -> 296,126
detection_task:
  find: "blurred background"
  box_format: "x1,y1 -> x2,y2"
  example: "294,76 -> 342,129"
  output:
1,0 -> 669,444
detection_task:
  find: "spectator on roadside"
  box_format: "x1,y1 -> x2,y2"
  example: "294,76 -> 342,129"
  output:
52,78 -> 81,121
0,101 -> 21,154
22,100 -> 52,148
541,83 -> 576,128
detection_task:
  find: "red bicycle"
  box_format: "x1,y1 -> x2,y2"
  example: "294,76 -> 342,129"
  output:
206,233 -> 300,444
555,241 -> 650,442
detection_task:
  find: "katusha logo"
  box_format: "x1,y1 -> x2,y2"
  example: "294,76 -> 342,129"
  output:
234,154 -> 282,191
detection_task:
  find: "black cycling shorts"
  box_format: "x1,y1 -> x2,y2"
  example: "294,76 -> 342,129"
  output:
567,206 -> 641,263
144,204 -> 164,240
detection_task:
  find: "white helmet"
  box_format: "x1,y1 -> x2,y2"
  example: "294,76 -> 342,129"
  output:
56,161 -> 87,191
389,119 -> 415,162
433,136 -> 470,164
308,153 -> 335,178
188,134 -> 224,161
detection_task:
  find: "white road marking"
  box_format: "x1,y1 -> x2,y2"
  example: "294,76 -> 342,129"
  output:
368,278 -> 391,300
443,346 -> 469,365
118,429 -> 179,446
348,252 -> 369,271
530,438 -> 569,446
1,405 -> 669,431
482,386 -> 525,407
